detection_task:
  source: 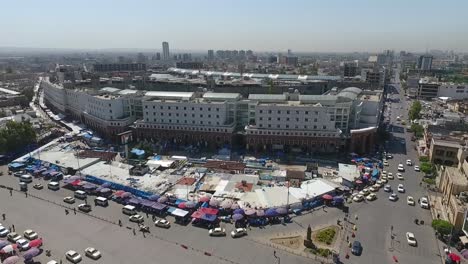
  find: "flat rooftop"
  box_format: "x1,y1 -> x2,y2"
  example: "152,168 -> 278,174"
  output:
445,166 -> 468,186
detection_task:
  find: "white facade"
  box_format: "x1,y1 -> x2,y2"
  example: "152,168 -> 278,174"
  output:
437,83 -> 468,100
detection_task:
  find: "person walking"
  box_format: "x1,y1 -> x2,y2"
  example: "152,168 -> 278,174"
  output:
2,213 -> 5,220
133,228 -> 136,236
12,224 -> 15,232
9,189 -> 12,196
73,208 -> 76,215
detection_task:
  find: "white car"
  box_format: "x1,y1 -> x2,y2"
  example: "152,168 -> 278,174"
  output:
0,226 -> 10,237
420,197 -> 429,209
129,214 -> 144,223
85,247 -> 101,260
389,193 -> 399,201
231,228 -> 247,238
383,185 -> 392,192
380,177 -> 388,183
154,219 -> 171,228
384,161 -> 389,167
370,185 -> 379,192
7,232 -> 22,243
387,173 -> 394,180
406,160 -> 412,166
398,164 -> 405,172
406,232 -> 417,246
414,166 -> 420,172
66,250 -> 82,263
353,194 -> 364,202
63,196 -> 75,204
382,171 -> 387,177
24,229 -> 38,240
397,173 -> 404,180
366,193 -> 377,201
16,238 -> 30,251
209,227 -> 226,236
397,184 -> 405,193
359,189 -> 370,196
47,261 -> 58,264
407,196 -> 415,206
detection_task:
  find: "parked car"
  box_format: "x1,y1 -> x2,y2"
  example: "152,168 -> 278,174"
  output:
351,241 -> 363,255
65,250 -> 82,263
352,194 -> 364,202
85,247 -> 101,260
407,196 -> 415,206
231,228 -> 247,238
366,193 -> 377,201
406,232 -> 417,246
33,183 -> 43,190
414,166 -> 420,172
7,232 -> 22,242
16,238 -> 30,251
23,229 -> 38,240
63,196 -> 75,204
397,173 -> 404,180
0,226 -> 10,237
78,204 -> 92,212
154,219 -> 171,228
389,193 -> 399,201
209,227 -> 226,236
359,189 -> 370,196
387,173 -> 394,180
369,185 -> 379,192
383,185 -> 392,192
420,197 -> 429,209
406,160 -> 412,166
398,164 -> 405,172
129,214 -> 144,223
397,184 -> 405,193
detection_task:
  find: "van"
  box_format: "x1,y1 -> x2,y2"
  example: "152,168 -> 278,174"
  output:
74,190 -> 87,199
94,196 -> 108,206
48,181 -> 60,190
122,205 -> 137,215
19,174 -> 33,183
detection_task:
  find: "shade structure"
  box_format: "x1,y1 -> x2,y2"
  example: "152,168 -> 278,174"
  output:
28,239 -> 43,248
355,180 -> 363,184
276,207 -> 288,215
244,209 -> 256,216
69,175 -> 81,180
209,198 -> 220,207
461,249 -> 468,259
265,208 -> 278,217
121,192 -> 132,198
230,203 -> 240,210
0,244 -> 17,253
23,247 -> 40,260
148,194 -> 160,201
114,190 -> 125,197
100,188 -> 111,193
256,209 -> 265,217
449,253 -> 461,262
0,240 -> 9,249
198,196 -> 210,203
184,201 -> 197,208
2,256 -> 20,264
220,200 -> 233,209
101,182 -> 112,188
158,196 -> 168,203
233,208 -> 245,215
178,202 -> 187,209
322,194 -> 333,200
232,213 -> 244,221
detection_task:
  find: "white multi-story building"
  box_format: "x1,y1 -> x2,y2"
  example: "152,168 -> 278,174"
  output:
437,83 -> 468,100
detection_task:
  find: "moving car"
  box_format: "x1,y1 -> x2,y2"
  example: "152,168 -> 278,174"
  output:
129,214 -> 144,223
382,171 -> 387,177
406,232 -> 417,246
407,196 -> 415,206
352,194 -> 364,202
420,197 -> 429,209
366,193 -> 377,201
406,160 -> 412,166
397,184 -> 405,193
386,154 -> 393,159
209,227 -> 226,236
85,247 -> 101,260
398,164 -> 405,172
359,188 -> 370,196
369,185 -> 379,192
23,229 -> 38,240
154,219 -> 171,228
66,250 -> 82,263
414,165 -> 420,172
0,225 -> 10,236
387,173 -> 394,180
381,176 -> 388,182
389,193 -> 398,201
47,181 -> 60,190
16,238 -> 30,251
383,161 -> 389,167
397,173 -> 404,180
7,232 -> 22,242
46,261 -> 58,264
351,241 -> 363,256
63,196 -> 75,204
78,204 -> 92,212
383,185 -> 392,192
231,228 -> 247,238
33,183 -> 43,190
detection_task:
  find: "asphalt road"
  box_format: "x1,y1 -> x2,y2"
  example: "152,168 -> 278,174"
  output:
339,71 -> 440,264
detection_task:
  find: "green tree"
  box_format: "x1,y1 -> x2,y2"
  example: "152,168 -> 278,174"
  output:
0,121 -> 37,154
408,101 -> 422,121
420,162 -> 433,174
411,123 -> 424,138
419,156 -> 429,162
431,219 -> 453,236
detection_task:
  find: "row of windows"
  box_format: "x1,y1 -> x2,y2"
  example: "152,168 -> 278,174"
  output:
248,130 -> 336,137
145,118 -> 221,125
258,124 -> 327,129
145,105 -> 221,112
146,112 -> 221,118
259,117 -> 324,122
258,109 -> 348,115
139,124 -> 229,133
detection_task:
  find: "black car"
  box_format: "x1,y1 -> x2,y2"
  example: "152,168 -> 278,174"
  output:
351,241 -> 363,256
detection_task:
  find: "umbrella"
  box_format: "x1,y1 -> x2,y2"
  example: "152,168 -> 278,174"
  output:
245,209 -> 256,216
265,208 -> 278,217
256,209 -> 265,217
23,247 -> 40,260
233,208 -> 245,215
461,249 -> 468,259
101,182 -> 112,188
198,196 -> 210,203
100,188 -> 111,193
178,202 -> 186,209
2,256 -> 20,264
69,175 -> 81,180
28,239 -> 43,248
158,196 -> 168,203
449,253 -> 461,262
148,194 -> 160,201
276,207 -> 288,215
356,180 -> 363,184
209,199 -> 220,207
184,201 -> 196,209
121,192 -> 132,198
221,200 -> 233,209
230,203 -> 240,210
0,240 -> 9,249
0,244 -> 17,254
232,213 -> 244,221
322,194 -> 333,200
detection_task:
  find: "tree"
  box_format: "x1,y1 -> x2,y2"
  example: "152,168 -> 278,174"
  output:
420,162 -> 433,174
411,123 -> 424,138
0,121 -> 37,154
432,219 -> 453,236
408,101 -> 422,121
419,156 -> 429,162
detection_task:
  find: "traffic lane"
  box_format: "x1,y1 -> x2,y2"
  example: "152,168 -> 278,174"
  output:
0,188 -> 225,264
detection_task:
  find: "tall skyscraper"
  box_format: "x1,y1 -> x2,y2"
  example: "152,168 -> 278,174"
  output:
418,55 -> 433,71
162,42 -> 170,60
155,52 -> 161,60
208,50 -> 214,61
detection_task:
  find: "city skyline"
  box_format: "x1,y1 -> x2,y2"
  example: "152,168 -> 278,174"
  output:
1,0 -> 468,52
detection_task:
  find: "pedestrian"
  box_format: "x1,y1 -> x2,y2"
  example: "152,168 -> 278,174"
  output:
73,208 -> 76,215
12,224 -> 15,232
118,219 -> 122,226
437,213 -> 440,219
2,213 -> 5,220
133,228 -> 136,236
346,235 -> 349,242
355,214 -> 358,221
60,260 -> 62,264
146,212 -> 149,218
9,189 -> 12,196
65,209 -> 69,215
25,192 -> 28,198
418,198 -> 420,203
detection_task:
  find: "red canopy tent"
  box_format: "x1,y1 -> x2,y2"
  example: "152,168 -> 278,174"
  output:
322,194 -> 333,200
199,207 -> 219,215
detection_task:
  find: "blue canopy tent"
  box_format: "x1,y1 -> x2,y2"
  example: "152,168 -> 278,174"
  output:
372,169 -> 380,179
8,162 -> 25,171
131,148 -> 145,158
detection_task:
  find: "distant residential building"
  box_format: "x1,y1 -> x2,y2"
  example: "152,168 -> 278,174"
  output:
418,55 -> 433,71
93,63 -> 146,72
162,41 -> 170,60
437,83 -> 468,99
417,77 -> 439,99
361,68 -> 387,89
155,52 -> 161,61
207,50 -> 214,61
343,63 -> 358,77
430,138 -> 467,166
137,53 -> 147,63
175,62 -> 203,69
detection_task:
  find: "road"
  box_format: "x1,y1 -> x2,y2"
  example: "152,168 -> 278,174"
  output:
339,67 -> 440,264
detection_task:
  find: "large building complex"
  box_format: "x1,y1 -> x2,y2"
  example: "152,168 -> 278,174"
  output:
417,77 -> 468,100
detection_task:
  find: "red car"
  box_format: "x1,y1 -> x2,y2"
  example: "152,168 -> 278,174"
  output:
28,239 -> 43,248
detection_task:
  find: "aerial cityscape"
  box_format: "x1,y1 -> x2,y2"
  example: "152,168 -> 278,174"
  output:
1,1 -> 468,264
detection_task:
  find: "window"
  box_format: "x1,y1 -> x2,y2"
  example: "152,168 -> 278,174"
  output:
286,125 -> 289,128
305,118 -> 308,121
314,118 -> 317,122
259,117 -> 263,121
160,106 -> 163,109
145,105 -> 148,109
277,110 -> 281,114
259,110 -> 263,114
176,113 -> 179,117
184,107 -> 186,110
268,110 -> 272,114
216,108 -> 219,112
277,117 -> 281,121
296,118 -> 299,121
200,114 -> 203,118
287,110 -> 290,114
208,108 -> 211,111
216,115 -> 219,118
168,106 -> 171,110
286,118 -> 290,121
168,113 -> 171,116
109,110 -> 112,113
268,124 -> 271,128
277,124 -> 280,128
153,106 -> 155,109
304,125 -> 307,129
192,107 -> 195,111
176,106 -> 178,110
315,111 -> 319,115
314,125 -> 317,129
323,125 -> 327,129
268,117 -> 272,121
305,111 -> 308,114
200,121 -> 204,124
208,115 -> 211,118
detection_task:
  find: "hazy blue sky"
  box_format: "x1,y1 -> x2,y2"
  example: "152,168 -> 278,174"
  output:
1,0 -> 468,52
